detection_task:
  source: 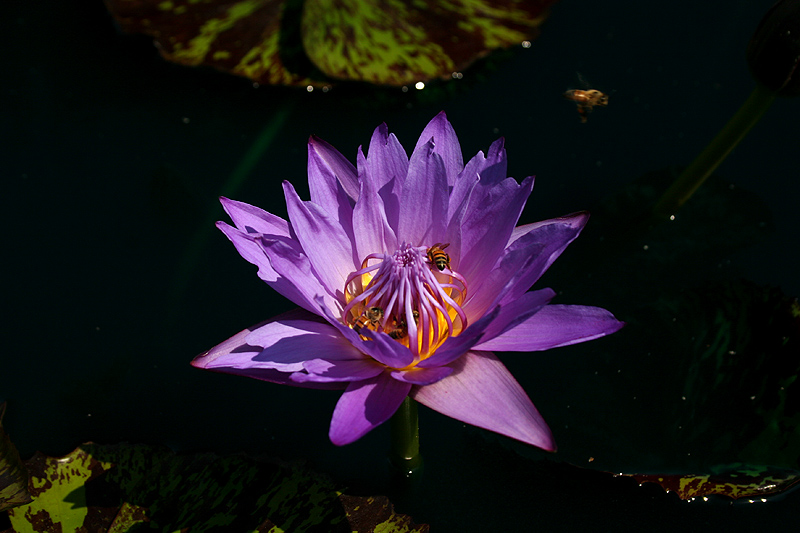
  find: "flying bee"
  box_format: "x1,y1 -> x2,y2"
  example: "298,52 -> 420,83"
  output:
352,306 -> 383,334
426,243 -> 451,271
563,89 -> 609,123
387,310 -> 419,340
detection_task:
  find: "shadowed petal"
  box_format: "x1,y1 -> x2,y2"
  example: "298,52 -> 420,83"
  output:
411,351 -> 556,451
329,373 -> 412,445
220,197 -> 291,236
412,111 -> 463,186
475,304 -> 625,352
397,140 -> 448,244
217,221 -> 279,283
283,180 -> 356,297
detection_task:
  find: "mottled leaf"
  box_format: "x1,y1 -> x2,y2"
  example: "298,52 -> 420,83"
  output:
618,465 -> 800,501
302,0 -> 556,85
0,403 -> 32,513
5,443 -> 427,532
103,0 -> 558,87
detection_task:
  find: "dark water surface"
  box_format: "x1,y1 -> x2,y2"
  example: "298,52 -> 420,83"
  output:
4,0 -> 800,529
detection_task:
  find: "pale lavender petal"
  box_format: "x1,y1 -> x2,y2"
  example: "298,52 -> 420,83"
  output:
283,181 -> 356,298
444,166 -> 478,269
390,365 -> 453,385
295,358 -> 384,382
307,141 -> 355,240
308,135 -> 359,202
458,176 -> 534,285
220,197 -> 291,236
412,111 -> 463,186
411,351 -> 556,451
397,140 -> 448,245
329,373 -> 412,445
353,149 -> 397,259
475,304 -> 625,352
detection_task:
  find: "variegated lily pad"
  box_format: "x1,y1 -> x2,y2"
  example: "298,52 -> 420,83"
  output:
619,465 -> 800,501
4,443 -> 428,532
103,0 -> 557,87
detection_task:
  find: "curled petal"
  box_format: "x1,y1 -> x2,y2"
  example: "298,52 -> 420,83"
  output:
475,304 -> 625,352
329,373 -> 412,445
411,351 -> 556,451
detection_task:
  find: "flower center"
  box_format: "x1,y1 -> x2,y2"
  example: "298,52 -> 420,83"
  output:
342,243 -> 468,365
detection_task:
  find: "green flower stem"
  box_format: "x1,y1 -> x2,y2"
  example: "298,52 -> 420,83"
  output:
652,83 -> 776,219
389,397 -> 422,475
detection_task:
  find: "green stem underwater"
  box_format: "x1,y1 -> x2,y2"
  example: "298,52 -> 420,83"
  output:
652,83 -> 776,219
389,397 -> 423,476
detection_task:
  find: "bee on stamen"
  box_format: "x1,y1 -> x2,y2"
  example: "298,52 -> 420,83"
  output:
387,310 -> 419,340
352,306 -> 383,334
426,243 -> 451,271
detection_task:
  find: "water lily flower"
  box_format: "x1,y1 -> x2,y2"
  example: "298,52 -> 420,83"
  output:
192,112 -> 623,451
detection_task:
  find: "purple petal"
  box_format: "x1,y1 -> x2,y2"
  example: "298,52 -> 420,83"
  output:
458,176 -> 534,285
308,135 -> 359,202
397,140 -> 448,245
411,351 -> 556,451
295,358 -> 384,383
390,365 -> 453,385
475,304 -> 625,352
329,373 -> 411,445
283,181 -> 356,297
416,305 -> 501,368
220,197 -> 290,236
352,148 -> 398,258
412,111 -> 463,186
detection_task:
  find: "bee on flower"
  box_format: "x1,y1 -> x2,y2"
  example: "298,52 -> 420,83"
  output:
192,112 -> 623,449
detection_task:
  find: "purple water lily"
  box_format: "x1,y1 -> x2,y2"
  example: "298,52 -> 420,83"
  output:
192,112 -> 623,451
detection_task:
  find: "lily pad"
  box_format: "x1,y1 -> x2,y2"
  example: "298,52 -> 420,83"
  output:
4,443 -> 428,532
0,403 -> 32,513
618,464 -> 800,501
103,0 -> 557,87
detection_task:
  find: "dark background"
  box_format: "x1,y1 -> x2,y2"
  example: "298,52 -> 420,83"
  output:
4,0 -> 800,529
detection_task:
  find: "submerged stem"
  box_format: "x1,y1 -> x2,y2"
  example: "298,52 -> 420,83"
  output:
652,83 -> 776,219
389,397 -> 422,476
